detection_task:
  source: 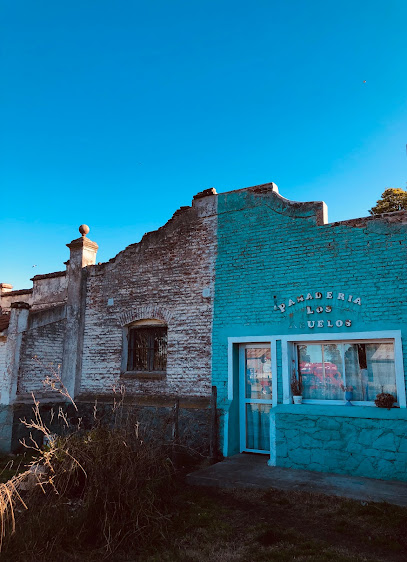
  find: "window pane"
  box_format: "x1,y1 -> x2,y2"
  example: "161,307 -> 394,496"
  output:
245,348 -> 272,399
133,330 -> 149,371
298,344 -> 343,400
246,403 -> 271,451
153,329 -> 167,371
298,344 -> 323,399
345,343 -> 396,401
323,344 -> 344,400
128,326 -> 167,372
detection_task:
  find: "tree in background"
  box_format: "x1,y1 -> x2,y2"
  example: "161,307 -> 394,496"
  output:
369,188 -> 407,215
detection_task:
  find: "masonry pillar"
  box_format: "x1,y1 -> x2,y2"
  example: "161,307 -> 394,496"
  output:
0,283 -> 13,295
1,302 -> 30,406
61,225 -> 98,399
0,283 -> 13,312
0,302 -> 30,452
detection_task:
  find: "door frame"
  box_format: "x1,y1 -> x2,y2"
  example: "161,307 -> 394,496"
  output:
228,337 -> 278,403
239,343 -> 274,454
227,337 -> 278,457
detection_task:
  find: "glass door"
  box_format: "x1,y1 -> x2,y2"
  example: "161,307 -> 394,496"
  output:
239,344 -> 273,453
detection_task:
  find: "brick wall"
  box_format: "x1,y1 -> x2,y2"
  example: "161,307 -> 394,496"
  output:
18,319 -> 66,395
213,187 -> 407,407
79,194 -> 217,399
212,186 -> 407,470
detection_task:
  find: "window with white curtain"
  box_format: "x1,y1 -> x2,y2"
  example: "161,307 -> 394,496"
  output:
296,340 -> 397,403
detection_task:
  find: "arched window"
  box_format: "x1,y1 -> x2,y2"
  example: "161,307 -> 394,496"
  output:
126,319 -> 167,374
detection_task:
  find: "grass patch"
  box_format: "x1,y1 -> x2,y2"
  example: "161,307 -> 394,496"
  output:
136,485 -> 407,562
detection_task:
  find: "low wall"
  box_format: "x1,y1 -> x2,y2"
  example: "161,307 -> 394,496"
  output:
10,397 -> 213,456
274,405 -> 407,482
0,405 -> 13,453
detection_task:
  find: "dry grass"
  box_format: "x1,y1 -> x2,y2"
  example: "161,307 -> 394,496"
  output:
0,418 -> 178,560
0,382 -> 182,561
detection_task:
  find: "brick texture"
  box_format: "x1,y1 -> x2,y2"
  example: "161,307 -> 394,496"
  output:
213,188 -> 407,407
79,196 -> 217,398
17,319 -> 66,394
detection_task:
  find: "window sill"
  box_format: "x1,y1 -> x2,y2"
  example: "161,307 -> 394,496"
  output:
273,404 -> 407,419
121,371 -> 166,380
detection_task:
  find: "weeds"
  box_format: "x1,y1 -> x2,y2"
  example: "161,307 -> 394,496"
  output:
0,377 -> 183,561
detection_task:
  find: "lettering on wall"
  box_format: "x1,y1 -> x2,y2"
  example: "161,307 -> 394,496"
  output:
274,290 -> 362,329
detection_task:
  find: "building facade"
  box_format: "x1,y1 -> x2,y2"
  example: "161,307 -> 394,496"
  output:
1,183 -> 407,481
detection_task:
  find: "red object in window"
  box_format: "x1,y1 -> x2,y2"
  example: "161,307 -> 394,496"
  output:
299,361 -> 342,388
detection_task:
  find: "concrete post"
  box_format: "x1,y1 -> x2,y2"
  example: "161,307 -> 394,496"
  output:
61,225 -> 98,399
1,302 -> 30,406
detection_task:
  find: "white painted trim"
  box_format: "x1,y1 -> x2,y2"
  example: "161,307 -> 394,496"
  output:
394,335 -> 406,408
239,345 -> 245,452
282,339 -> 290,404
237,341 -> 275,454
280,330 -> 402,343
271,341 -> 278,408
227,336 -> 277,400
281,330 -> 405,408
228,336 -> 275,343
227,339 -> 234,400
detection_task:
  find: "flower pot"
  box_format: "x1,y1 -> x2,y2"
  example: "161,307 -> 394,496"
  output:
293,395 -> 303,405
345,391 -> 353,406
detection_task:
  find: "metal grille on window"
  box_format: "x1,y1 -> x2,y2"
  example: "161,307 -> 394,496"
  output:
128,327 -> 167,372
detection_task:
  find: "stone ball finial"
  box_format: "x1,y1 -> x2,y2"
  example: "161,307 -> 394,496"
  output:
79,224 -> 90,237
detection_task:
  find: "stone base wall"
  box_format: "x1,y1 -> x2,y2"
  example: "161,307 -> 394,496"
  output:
0,405 -> 13,453
274,405 -> 407,482
10,398 -> 213,457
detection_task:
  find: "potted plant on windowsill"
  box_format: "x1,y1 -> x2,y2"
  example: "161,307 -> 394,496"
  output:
291,371 -> 303,405
375,392 -> 396,409
341,384 -> 354,406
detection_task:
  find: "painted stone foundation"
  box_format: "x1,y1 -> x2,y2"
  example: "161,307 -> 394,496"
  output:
273,405 -> 407,482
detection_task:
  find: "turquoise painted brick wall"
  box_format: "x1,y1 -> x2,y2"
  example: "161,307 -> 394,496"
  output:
212,186 -> 407,475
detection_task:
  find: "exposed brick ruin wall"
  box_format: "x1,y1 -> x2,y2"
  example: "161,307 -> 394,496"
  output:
79,194 -> 217,399
17,319 -> 66,395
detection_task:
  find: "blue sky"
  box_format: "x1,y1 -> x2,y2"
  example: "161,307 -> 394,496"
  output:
1,0 -> 406,289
